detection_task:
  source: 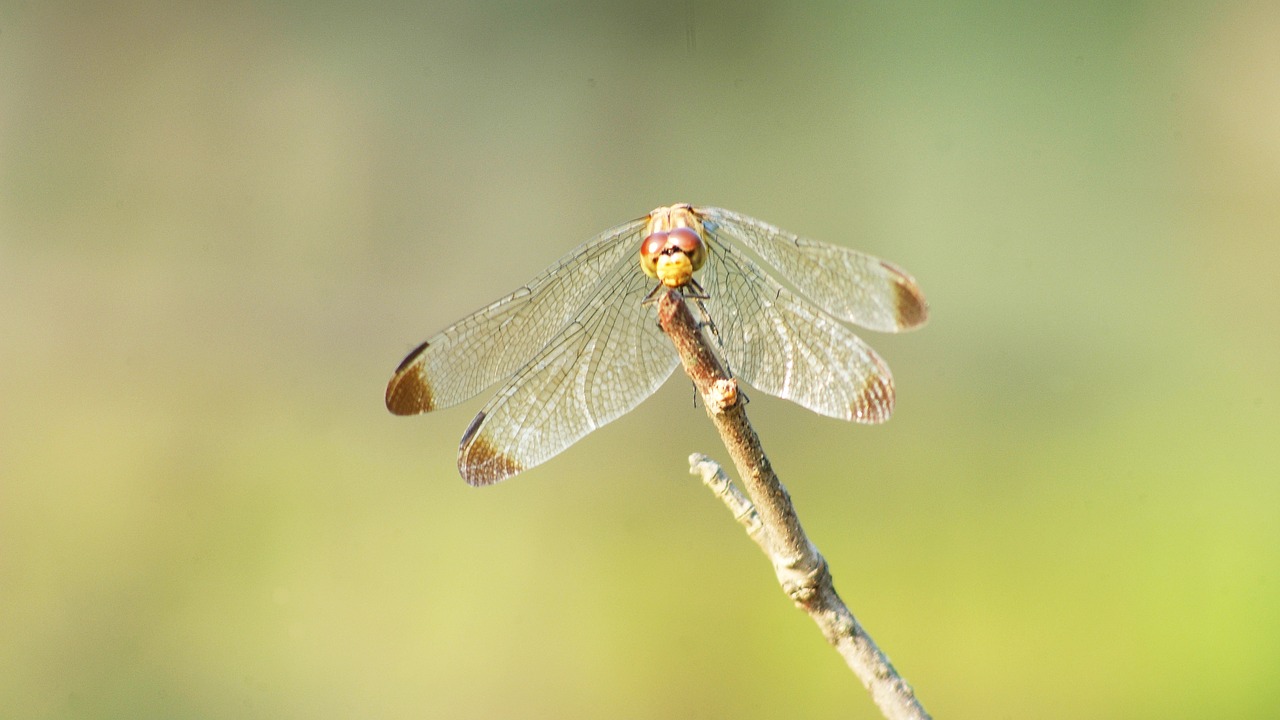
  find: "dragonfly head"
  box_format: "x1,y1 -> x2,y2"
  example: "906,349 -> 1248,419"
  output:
640,205 -> 708,288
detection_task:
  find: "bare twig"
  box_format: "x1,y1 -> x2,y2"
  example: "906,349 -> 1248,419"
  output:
658,290 -> 930,720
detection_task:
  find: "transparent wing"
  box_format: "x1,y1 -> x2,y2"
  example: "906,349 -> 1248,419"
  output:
697,206 -> 928,332
386,217 -> 649,415
700,237 -> 896,424
457,255 -> 678,485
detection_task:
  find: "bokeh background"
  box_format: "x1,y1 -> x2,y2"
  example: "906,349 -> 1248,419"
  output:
3,1 -> 1277,718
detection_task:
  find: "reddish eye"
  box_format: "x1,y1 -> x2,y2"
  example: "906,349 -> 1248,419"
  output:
669,227 -> 700,252
669,227 -> 707,272
639,232 -> 668,278
641,232 -> 668,257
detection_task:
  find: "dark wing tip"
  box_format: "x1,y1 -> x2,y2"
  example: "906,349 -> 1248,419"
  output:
385,370 -> 435,415
458,413 -> 524,486
881,260 -> 929,330
385,342 -> 435,415
850,368 -> 896,424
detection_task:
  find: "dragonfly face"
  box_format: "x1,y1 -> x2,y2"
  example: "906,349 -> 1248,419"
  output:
387,204 -> 928,486
639,204 -> 707,288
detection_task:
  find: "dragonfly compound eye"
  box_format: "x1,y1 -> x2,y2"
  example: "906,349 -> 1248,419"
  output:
639,232 -> 668,278
668,227 -> 706,273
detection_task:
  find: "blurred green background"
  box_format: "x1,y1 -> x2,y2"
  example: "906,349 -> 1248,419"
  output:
3,1 -> 1277,718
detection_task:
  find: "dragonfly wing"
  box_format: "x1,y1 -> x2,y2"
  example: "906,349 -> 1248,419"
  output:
701,242 -> 896,423
457,260 -> 678,485
698,206 -> 928,333
386,217 -> 649,415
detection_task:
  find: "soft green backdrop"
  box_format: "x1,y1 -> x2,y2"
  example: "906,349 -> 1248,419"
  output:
3,2 -> 1277,718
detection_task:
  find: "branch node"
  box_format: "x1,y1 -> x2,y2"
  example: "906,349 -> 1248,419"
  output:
781,554 -> 830,607
708,378 -> 739,413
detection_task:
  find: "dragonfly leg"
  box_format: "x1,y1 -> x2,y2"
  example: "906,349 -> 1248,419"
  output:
681,279 -> 723,344
680,278 -> 711,301
640,282 -> 665,306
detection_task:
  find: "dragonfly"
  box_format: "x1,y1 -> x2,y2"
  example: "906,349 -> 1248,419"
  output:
387,204 -> 928,486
